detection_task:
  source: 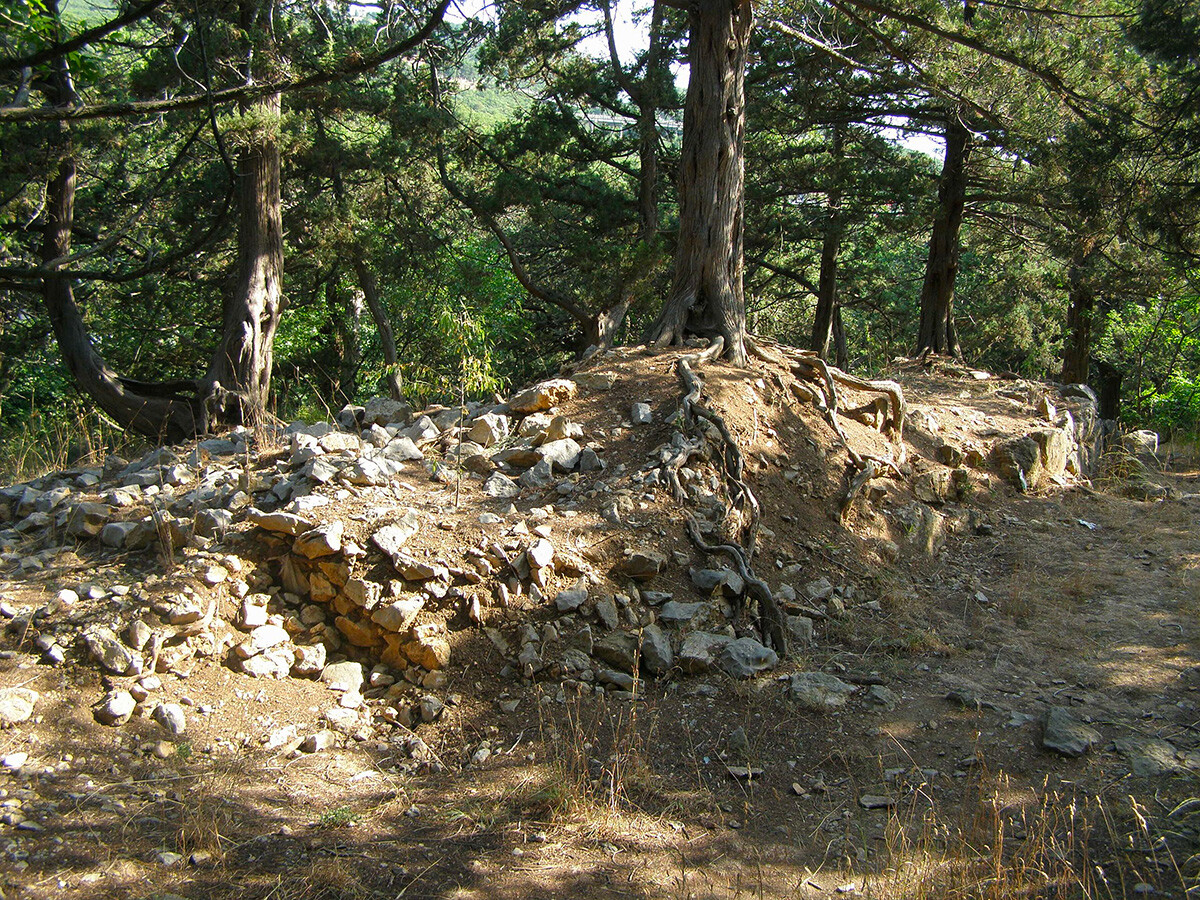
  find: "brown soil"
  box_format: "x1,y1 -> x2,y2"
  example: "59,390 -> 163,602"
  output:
0,346 -> 1197,900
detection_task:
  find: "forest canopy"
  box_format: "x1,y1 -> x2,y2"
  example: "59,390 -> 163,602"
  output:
1,0 -> 1198,470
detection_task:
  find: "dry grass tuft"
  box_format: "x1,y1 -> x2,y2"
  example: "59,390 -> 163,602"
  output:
867,772 -> 1192,900
535,685 -> 660,822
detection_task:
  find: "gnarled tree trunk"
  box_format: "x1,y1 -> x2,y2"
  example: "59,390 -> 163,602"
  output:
42,156 -> 205,441
916,116 -> 971,358
204,89 -> 283,425
646,0 -> 752,364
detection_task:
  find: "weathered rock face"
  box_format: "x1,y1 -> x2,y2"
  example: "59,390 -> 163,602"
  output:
988,384 -> 1110,489
508,378 -> 578,413
790,672 -> 856,711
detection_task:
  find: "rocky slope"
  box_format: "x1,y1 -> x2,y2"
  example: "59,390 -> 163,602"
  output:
0,343 -> 1195,900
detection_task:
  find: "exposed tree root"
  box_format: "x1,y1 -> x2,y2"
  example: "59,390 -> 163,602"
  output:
839,457 -> 879,523
659,338 -> 786,654
745,335 -> 906,512
686,515 -> 788,657
676,337 -> 759,549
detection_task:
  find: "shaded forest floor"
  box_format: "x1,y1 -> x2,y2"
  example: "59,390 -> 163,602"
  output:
0,347 -> 1197,899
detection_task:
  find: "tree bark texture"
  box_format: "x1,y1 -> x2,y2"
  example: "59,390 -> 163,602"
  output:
635,0 -> 666,246
205,90 -> 284,424
810,125 -> 844,361
647,0 -> 752,364
353,254 -> 403,400
584,298 -> 631,351
916,116 -> 970,358
1060,241 -> 1098,385
41,157 -> 205,440
832,305 -> 849,370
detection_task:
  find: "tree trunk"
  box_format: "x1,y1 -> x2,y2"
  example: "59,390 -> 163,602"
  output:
916,116 -> 970,358
205,89 -> 284,425
584,298 -> 631,351
1060,241 -> 1098,385
635,0 -> 666,247
325,269 -> 361,406
832,305 -> 849,370
42,156 -> 205,441
811,124 -> 844,361
646,0 -> 752,364
37,22 -> 204,441
353,253 -> 403,400
1095,358 -> 1122,420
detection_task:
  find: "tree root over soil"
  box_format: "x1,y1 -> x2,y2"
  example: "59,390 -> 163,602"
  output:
659,335 -> 911,651
662,337 -> 785,654
745,336 -> 907,522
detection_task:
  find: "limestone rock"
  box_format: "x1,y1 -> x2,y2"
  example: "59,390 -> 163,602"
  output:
509,378 -> 577,413
718,638 -> 777,678
371,509 -> 421,561
578,448 -> 604,473
403,627 -> 451,670
301,730 -> 336,753
85,627 -> 137,675
235,624 -> 290,658
383,436 -> 424,462
520,460 -> 554,488
371,596 -> 425,633
790,672 -> 857,712
291,643 -> 327,676
679,633 -> 733,673
100,521 -> 138,548
630,402 -> 653,425
65,501 -> 112,538
640,624 -> 673,675
95,690 -> 136,726
659,600 -> 707,626
785,615 -> 814,647
247,509 -> 313,536
321,661 -> 365,693
294,521 -> 344,559
363,397 -> 413,427
528,539 -> 555,570
539,438 -> 582,472
618,548 -> 667,582
319,431 -> 361,454
483,473 -> 521,499
593,631 -> 639,673
468,413 -> 510,447
571,372 -> 615,392
343,578 -> 383,610
335,615 -> 379,648
0,689 -> 38,728
554,585 -> 588,611
237,645 -> 295,678
152,702 -> 187,736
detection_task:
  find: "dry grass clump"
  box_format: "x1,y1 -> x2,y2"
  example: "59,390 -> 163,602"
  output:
535,685 -> 661,821
0,403 -> 149,484
869,773 -> 1192,900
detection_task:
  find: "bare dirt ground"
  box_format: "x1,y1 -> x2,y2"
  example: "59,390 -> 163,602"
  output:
0,347 -> 1196,900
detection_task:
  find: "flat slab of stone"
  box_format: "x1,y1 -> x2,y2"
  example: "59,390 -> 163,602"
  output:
1042,707 -> 1101,757
790,672 -> 857,712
